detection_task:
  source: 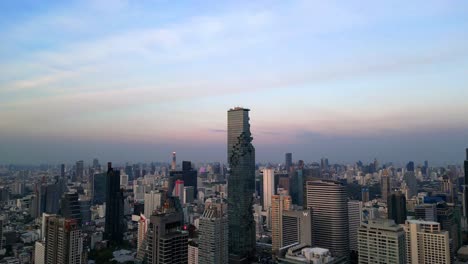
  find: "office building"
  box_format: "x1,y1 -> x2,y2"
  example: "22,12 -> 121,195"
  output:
45,215 -> 83,264
388,191 -> 407,224
60,164 -> 66,179
92,172 -> 107,204
381,170 -> 390,202
404,172 -> 417,198
281,208 -> 312,248
414,204 -> 437,221
404,219 -> 450,264
183,186 -> 195,204
464,149 -> 468,223
144,190 -> 163,216
271,195 -> 292,253
358,219 -> 406,264
0,216 -> 4,252
104,162 -> 125,243
348,200 -> 362,252
60,192 -> 82,225
198,203 -> 228,264
147,209 -> 188,264
137,214 -> 149,252
227,107 -> 256,263
305,180 -> 348,257
285,153 -> 292,172
263,168 -> 274,210
92,158 -> 100,169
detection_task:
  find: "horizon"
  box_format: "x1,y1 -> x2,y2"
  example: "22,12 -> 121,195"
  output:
1,1 -> 468,164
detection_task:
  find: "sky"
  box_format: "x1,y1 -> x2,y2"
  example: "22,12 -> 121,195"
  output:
1,0 -> 468,165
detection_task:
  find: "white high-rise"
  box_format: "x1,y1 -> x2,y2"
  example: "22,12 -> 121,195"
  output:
144,190 -> 163,216
262,168 -> 274,211
358,219 -> 406,264
404,219 -> 451,264
34,241 -> 46,264
188,244 -> 199,264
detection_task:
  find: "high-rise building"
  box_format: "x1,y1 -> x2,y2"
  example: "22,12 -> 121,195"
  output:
188,243 -> 199,264
92,158 -> 100,169
198,203 -> 228,264
60,164 -> 66,179
92,172 -> 107,204
358,219 -> 406,264
388,191 -> 407,224
285,153 -> 292,172
227,107 -> 256,263
464,148 -> 468,222
404,172 -> 417,198
171,152 -> 177,171
44,215 -> 83,264
75,160 -> 84,182
406,161 -> 415,172
404,219 -> 450,264
381,170 -> 390,202
34,241 -> 46,264
362,187 -> 370,203
281,208 -> 312,249
147,208 -> 188,264
414,204 -> 437,221
104,162 -> 124,243
262,168 -> 274,211
271,195 -> 292,253
173,180 -> 184,204
183,186 -> 195,204
0,216 -> 4,252
60,192 -> 82,225
169,161 -> 197,199
137,214 -> 149,252
305,180 -> 348,257
348,200 -> 362,252
144,190 -> 163,216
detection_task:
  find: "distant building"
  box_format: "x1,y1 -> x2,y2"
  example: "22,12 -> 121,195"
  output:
281,209 -> 312,249
169,161 -> 197,199
361,187 -> 369,203
388,191 -> 407,224
305,180 -> 348,257
92,173 -> 107,205
285,153 -> 292,172
358,219 -> 406,264
104,162 -> 124,243
414,204 -> 437,221
263,168 -> 274,211
381,170 -> 390,202
34,241 -> 45,264
60,192 -> 82,225
144,190 -> 163,217
75,160 -> 84,182
404,219 -> 450,264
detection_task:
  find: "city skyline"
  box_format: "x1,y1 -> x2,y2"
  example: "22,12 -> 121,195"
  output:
1,1 -> 468,164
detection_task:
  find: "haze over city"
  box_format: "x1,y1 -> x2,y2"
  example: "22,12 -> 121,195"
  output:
1,0 -> 468,164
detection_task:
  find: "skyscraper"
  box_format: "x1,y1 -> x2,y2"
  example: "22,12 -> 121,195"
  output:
414,204 -> 437,221
262,168 -> 274,211
404,219 -> 450,264
305,180 -> 349,257
104,162 -> 124,243
60,164 -> 65,179
358,219 -> 406,264
144,190 -> 163,217
75,160 -> 84,182
92,172 -> 107,204
171,152 -> 177,171
348,200 -> 362,252
198,203 -> 228,264
169,161 -> 197,199
271,194 -> 292,253
362,187 -> 370,203
404,172 -> 417,198
227,107 -> 256,263
44,215 -> 83,264
147,207 -> 188,264
173,179 -> 184,204
381,170 -> 390,202
285,153 -> 292,172
388,191 -> 407,224
60,192 -> 82,225
464,148 -> 468,222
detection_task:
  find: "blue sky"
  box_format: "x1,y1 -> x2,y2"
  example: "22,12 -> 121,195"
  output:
1,0 -> 468,165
